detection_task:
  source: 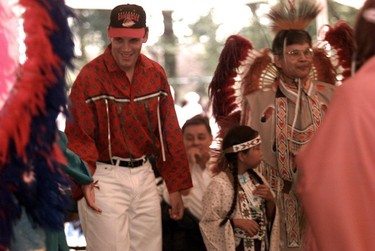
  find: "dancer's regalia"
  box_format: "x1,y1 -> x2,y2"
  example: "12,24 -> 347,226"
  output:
208,0 -> 354,249
0,0 -> 75,250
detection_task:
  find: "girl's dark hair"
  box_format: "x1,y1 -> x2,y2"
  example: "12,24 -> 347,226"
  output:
219,125 -> 259,226
272,29 -> 312,56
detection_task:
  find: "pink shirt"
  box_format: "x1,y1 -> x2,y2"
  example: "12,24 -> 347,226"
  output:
297,56 -> 375,251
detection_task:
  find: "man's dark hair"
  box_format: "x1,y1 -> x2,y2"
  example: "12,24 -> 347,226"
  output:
272,29 -> 312,56
182,114 -> 211,135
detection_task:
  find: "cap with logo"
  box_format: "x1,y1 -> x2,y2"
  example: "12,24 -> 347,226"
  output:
108,4 -> 146,38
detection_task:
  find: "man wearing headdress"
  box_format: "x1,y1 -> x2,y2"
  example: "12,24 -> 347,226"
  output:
244,28 -> 335,251
208,0 -> 350,249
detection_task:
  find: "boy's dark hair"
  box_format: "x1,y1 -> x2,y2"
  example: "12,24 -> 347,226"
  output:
272,29 -> 312,56
182,114 -> 211,135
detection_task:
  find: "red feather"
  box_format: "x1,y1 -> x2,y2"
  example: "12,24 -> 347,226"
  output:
312,48 -> 336,85
0,0 -> 61,164
322,21 -> 355,81
208,35 -> 252,128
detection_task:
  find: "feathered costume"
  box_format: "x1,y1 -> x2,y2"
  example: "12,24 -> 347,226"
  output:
209,1 -> 354,130
209,0 -> 354,250
0,0 -> 75,250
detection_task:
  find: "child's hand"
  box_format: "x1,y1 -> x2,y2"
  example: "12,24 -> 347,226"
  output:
253,184 -> 274,202
233,218 -> 259,237
254,184 -> 276,221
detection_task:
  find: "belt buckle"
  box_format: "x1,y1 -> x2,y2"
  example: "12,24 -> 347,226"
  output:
114,156 -> 146,168
129,160 -> 136,167
124,158 -> 142,167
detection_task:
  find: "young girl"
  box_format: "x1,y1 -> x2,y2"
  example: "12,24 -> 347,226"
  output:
199,125 -> 279,251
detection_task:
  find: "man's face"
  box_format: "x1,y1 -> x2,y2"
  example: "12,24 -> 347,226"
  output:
110,33 -> 148,72
183,124 -> 212,153
274,43 -> 313,80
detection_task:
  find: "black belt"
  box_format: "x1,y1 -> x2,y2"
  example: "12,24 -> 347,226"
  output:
101,157 -> 147,168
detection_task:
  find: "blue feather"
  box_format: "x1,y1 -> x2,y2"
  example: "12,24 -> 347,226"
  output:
0,0 -> 76,248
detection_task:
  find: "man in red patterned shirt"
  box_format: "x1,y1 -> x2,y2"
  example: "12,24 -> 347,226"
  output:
65,4 -> 192,251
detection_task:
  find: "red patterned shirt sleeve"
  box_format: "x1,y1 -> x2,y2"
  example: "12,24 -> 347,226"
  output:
157,70 -> 192,193
65,70 -> 98,175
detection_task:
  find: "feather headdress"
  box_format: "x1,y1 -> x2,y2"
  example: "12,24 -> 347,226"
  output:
268,0 -> 322,32
320,21 -> 355,80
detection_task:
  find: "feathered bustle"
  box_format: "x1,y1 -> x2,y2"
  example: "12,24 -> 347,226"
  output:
241,49 -> 274,97
312,48 -> 337,85
322,21 -> 355,80
208,35 -> 252,127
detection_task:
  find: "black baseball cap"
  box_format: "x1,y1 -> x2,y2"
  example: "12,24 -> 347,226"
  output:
108,4 -> 146,38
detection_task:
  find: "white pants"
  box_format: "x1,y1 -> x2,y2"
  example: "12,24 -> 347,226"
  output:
78,161 -> 162,251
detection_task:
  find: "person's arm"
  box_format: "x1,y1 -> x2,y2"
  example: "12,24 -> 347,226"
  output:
168,191 -> 184,220
158,85 -> 192,190
65,72 -> 101,212
156,70 -> 192,219
65,76 -> 99,174
200,175 -> 236,251
161,89 -> 189,219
